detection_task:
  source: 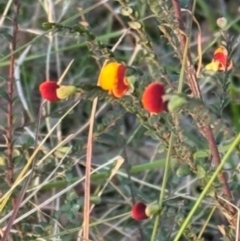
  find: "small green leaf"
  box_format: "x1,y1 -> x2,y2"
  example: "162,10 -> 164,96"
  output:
143,53 -> 155,61
126,75 -> 136,93
34,226 -> 44,235
71,204 -> 80,212
138,39 -> 149,45
66,212 -> 74,221
42,22 -> 56,30
207,185 -> 215,197
120,6 -> 133,16
66,173 -> 74,183
164,94 -> 187,112
166,207 -> 176,217
128,21 -> 142,30
176,164 -> 191,177
56,146 -> 71,154
158,145 -> 165,153
61,204 -> 71,212
196,165 -> 207,179
87,32 -> 96,40
90,196 -> 101,204
13,149 -> 20,158
21,223 -> 31,232
73,25 -> 87,34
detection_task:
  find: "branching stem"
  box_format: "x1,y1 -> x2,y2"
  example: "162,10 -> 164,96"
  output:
6,0 -> 20,187
171,0 -> 234,217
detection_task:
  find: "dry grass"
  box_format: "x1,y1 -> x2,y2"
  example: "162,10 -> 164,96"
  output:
0,0 -> 240,241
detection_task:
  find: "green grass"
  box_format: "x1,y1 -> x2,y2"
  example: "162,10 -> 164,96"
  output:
0,0 -> 240,241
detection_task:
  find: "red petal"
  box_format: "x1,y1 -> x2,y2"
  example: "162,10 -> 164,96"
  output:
39,81 -> 60,102
131,202 -> 148,221
213,48 -> 233,71
112,64 -> 129,98
141,82 -> 166,114
213,52 -> 227,67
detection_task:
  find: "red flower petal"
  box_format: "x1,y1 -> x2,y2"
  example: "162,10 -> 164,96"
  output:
112,64 -> 130,98
213,52 -> 227,67
213,47 -> 233,71
141,82 -> 166,114
39,81 -> 60,102
131,202 -> 148,221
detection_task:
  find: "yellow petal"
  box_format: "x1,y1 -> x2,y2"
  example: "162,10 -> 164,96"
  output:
56,85 -> 78,99
205,61 -> 220,72
98,62 -> 120,90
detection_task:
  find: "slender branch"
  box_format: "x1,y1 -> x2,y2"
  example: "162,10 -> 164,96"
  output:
173,133 -> 240,241
151,34 -> 189,240
122,139 -> 144,241
82,98 -> 97,240
171,0 -> 234,213
6,0 -> 20,187
1,103 -> 43,241
2,0 -> 20,239
151,133 -> 174,241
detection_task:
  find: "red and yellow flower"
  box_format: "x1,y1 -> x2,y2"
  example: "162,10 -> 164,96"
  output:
98,62 -> 130,98
39,80 -> 77,102
141,82 -> 167,114
131,202 -> 161,221
205,46 -> 233,72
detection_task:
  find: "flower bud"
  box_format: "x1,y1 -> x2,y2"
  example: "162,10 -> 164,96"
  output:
39,80 -> 60,101
39,80 -> 78,102
131,202 -> 148,221
141,82 -> 167,114
56,85 -> 78,99
216,17 -> 228,29
145,203 -> 161,217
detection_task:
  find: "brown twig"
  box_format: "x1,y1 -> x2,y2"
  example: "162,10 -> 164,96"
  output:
82,98 -> 97,240
171,0 -> 234,214
1,0 -> 20,239
1,102 -> 43,241
6,0 -> 20,187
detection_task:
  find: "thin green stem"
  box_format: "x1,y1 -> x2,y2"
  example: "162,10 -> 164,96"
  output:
177,37 -> 189,94
173,132 -> 240,241
150,133 -> 174,241
197,206 -> 216,239
42,212 -> 129,240
159,135 -> 174,209
150,18 -> 189,241
37,158 -> 166,191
